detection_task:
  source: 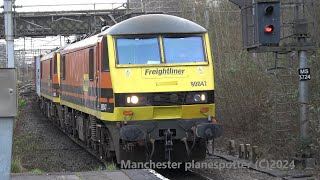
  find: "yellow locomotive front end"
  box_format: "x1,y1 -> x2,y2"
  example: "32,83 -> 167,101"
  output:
109,33 -> 215,121
103,14 -> 222,163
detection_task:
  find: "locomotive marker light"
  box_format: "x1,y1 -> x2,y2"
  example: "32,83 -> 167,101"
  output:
200,94 -> 206,101
256,1 -> 281,45
196,93 -> 207,102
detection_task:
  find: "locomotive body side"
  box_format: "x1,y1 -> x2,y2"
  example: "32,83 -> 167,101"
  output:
59,35 -> 114,119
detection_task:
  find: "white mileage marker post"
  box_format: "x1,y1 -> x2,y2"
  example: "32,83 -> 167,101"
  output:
298,68 -> 311,81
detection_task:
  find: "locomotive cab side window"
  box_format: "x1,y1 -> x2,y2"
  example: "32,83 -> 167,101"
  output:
89,48 -> 94,81
62,55 -> 66,80
49,59 -> 52,79
40,62 -> 43,79
102,37 -> 109,71
53,54 -> 57,74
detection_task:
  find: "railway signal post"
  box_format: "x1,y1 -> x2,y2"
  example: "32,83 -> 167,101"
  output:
230,0 -> 316,166
0,0 -> 17,180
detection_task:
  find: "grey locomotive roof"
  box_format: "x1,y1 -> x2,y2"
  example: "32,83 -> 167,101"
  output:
41,48 -> 59,61
103,14 -> 207,35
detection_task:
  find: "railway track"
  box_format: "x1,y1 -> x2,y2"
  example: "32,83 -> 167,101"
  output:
46,118 -> 317,180
45,112 -> 216,180
44,115 -> 280,180
23,95 -> 315,180
43,104 -> 310,180
46,116 -> 111,166
41,107 -> 314,180
155,169 -> 214,180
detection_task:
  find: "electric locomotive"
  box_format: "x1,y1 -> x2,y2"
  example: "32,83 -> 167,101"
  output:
36,14 -> 222,164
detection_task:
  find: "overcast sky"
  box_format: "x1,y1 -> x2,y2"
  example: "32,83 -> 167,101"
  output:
1,0 -> 126,6
1,0 -> 127,12
0,0 -> 127,60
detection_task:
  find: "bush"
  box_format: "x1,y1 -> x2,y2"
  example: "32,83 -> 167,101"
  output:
18,99 -> 27,109
11,158 -> 23,173
30,168 -> 43,174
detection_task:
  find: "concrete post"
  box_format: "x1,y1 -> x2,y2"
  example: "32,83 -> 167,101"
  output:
1,1 -> 15,180
0,118 -> 14,180
4,0 -> 14,68
298,50 -> 310,146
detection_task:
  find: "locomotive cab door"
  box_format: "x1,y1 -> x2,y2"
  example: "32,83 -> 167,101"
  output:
87,47 -> 99,110
95,45 -> 100,110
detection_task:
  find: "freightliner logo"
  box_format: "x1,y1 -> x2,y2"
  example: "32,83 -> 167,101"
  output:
144,68 -> 185,76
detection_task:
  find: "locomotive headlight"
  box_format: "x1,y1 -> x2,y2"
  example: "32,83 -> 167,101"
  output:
194,94 -> 201,102
125,95 -> 146,106
130,96 -> 139,104
126,95 -> 139,104
170,94 -> 179,102
192,93 -> 207,103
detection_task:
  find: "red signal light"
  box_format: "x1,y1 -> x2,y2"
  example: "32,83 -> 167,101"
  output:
265,25 -> 274,33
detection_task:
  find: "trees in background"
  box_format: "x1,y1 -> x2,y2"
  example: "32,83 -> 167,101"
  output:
175,0 -> 320,159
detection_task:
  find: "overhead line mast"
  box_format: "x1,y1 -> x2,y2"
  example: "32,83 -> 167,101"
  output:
0,1 -> 17,180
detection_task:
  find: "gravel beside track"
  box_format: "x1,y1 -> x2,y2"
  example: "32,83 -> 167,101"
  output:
191,157 -> 281,180
13,97 -> 318,179
14,97 -> 102,172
